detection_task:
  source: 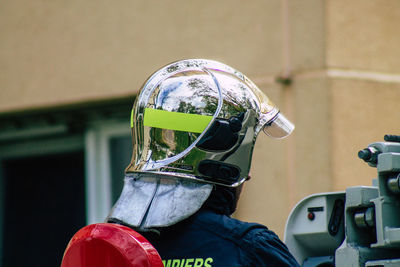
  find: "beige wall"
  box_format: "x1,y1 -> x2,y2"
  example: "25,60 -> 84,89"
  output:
327,0 -> 400,194
0,0 -> 283,111
237,0 -> 331,236
1,0 -> 399,238
331,79 -> 400,190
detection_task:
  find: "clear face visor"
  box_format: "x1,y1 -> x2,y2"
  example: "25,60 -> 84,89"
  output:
262,112 -> 295,139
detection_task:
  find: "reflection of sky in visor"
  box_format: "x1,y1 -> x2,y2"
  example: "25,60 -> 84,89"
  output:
158,81 -> 183,101
156,75 -> 218,115
211,72 -> 259,113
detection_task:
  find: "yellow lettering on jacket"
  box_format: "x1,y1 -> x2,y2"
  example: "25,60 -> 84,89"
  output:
184,258 -> 194,267
172,259 -> 181,267
162,258 -> 214,267
204,257 -> 213,267
193,258 -> 204,267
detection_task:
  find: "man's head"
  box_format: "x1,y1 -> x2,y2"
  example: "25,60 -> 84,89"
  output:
107,59 -> 294,229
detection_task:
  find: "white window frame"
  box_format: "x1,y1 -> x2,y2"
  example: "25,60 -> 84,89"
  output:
85,121 -> 131,224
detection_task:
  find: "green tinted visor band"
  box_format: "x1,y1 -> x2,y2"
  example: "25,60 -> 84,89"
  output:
139,108 -> 213,133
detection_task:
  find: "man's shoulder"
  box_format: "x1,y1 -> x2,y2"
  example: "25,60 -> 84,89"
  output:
191,209 -> 269,242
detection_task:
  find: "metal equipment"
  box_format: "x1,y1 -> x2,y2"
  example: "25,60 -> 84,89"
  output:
285,135 -> 400,267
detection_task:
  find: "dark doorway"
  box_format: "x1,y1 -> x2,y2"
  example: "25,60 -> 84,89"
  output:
1,151 -> 86,267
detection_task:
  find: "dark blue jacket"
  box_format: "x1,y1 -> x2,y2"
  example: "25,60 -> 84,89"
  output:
142,208 -> 299,267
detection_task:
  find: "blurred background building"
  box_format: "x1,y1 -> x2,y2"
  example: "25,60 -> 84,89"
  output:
0,0 -> 399,266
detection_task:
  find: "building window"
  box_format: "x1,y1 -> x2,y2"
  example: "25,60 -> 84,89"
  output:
0,98 -> 133,266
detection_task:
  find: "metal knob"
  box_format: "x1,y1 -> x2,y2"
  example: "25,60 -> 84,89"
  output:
358,147 -> 380,164
387,174 -> 400,194
354,207 -> 375,228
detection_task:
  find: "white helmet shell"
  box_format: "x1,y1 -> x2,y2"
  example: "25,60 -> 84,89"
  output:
126,59 -> 294,186
107,59 -> 294,229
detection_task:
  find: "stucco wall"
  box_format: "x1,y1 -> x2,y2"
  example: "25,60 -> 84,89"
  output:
327,0 -> 400,191
0,0 -> 283,111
